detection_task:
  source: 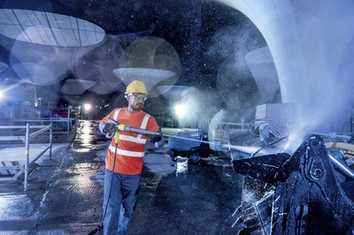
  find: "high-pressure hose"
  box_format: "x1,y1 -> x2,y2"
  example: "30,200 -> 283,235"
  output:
88,128 -> 119,235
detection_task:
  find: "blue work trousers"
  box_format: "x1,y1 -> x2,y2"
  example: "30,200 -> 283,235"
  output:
103,169 -> 141,235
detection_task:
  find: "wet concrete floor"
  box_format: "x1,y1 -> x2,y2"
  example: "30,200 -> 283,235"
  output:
0,120 -> 243,234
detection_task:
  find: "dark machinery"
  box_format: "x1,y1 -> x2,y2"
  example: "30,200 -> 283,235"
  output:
167,131 -> 214,162
232,135 -> 354,235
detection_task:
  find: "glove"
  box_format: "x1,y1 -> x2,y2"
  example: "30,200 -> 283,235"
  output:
153,136 -> 164,148
117,124 -> 126,131
103,122 -> 116,138
150,134 -> 162,143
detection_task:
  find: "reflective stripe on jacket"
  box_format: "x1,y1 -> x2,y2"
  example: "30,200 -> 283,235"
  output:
101,107 -> 159,175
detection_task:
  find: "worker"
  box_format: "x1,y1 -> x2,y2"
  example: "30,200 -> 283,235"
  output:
99,80 -> 160,235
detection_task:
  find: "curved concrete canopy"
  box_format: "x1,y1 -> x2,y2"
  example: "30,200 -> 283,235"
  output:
156,85 -> 197,101
113,67 -> 176,92
71,35 -> 126,95
0,62 -> 8,74
12,62 -> 66,86
245,47 -> 279,103
61,79 -> 96,95
246,47 -> 274,65
121,37 -> 181,96
0,9 -> 105,47
7,38 -> 93,88
219,0 -> 354,142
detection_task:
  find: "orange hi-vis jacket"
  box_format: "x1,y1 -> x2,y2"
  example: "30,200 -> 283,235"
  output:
101,107 -> 159,175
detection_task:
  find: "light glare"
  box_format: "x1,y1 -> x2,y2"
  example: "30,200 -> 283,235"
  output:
83,103 -> 92,112
174,103 -> 188,119
0,91 -> 5,101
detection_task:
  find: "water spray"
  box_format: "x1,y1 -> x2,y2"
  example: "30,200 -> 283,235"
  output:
107,118 -> 262,154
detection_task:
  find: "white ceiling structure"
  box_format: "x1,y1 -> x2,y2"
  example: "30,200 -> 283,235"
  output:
0,9 -> 105,47
118,37 -> 181,96
0,62 -> 8,74
156,85 -> 195,101
61,79 -> 96,95
245,47 -> 279,103
220,0 -> 354,145
113,67 -> 176,92
12,62 -> 66,86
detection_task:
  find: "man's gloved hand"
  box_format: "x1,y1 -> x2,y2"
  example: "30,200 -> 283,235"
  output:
150,134 -> 164,148
150,134 -> 162,143
102,122 -> 116,138
117,124 -> 126,131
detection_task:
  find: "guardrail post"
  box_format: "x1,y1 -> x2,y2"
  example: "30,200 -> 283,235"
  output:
241,118 -> 245,131
49,122 -> 53,160
24,123 -> 30,191
67,107 -> 71,135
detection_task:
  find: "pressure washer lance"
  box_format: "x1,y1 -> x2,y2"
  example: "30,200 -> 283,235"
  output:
107,119 -> 256,154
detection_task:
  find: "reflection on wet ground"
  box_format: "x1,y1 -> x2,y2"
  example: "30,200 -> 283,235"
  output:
71,120 -> 106,152
132,156 -> 242,235
0,120 -> 243,234
0,194 -> 34,221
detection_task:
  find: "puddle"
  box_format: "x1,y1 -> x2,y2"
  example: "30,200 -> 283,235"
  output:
0,194 -> 35,221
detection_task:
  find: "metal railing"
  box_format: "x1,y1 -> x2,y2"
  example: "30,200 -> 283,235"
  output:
10,118 -> 74,135
0,123 -> 53,191
219,122 -> 254,131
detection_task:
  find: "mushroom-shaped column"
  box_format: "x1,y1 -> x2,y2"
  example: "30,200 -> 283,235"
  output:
114,36 -> 181,97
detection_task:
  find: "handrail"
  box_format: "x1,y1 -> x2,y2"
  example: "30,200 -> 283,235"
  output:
23,123 -> 53,191
1,117 -> 75,135
30,125 -> 51,139
12,118 -> 75,122
220,122 -> 254,127
328,153 -> 354,179
0,123 -> 53,191
11,118 -> 75,125
0,125 -> 49,129
24,124 -> 29,191
0,136 -> 25,141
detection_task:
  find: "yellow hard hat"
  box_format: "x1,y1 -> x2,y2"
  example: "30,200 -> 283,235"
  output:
125,80 -> 148,95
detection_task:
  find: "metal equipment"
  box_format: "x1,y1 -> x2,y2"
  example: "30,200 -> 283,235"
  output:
231,135 -> 354,235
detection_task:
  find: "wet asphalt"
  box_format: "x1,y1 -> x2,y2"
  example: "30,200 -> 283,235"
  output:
0,120 -> 243,235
